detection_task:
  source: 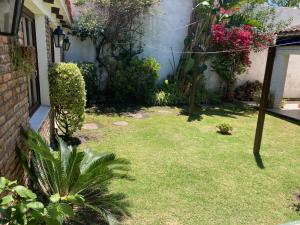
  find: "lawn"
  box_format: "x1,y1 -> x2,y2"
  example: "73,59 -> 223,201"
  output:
76,105 -> 300,225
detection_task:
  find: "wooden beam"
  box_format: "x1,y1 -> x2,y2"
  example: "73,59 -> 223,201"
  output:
57,14 -> 64,20
62,24 -> 71,29
51,7 -> 60,15
253,47 -> 277,155
44,0 -> 54,3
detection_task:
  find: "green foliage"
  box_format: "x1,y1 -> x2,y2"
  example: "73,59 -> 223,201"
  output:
269,0 -> 300,7
152,91 -> 170,106
77,63 -> 99,104
239,3 -> 292,34
235,80 -> 263,101
19,129 -> 130,225
217,123 -> 233,135
72,0 -> 157,92
49,63 -> 86,137
212,53 -> 248,97
108,57 -> 160,104
152,80 -> 187,106
0,177 -> 75,225
12,45 -> 36,75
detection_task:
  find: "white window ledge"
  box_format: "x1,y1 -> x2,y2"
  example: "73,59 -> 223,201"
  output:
29,105 -> 51,132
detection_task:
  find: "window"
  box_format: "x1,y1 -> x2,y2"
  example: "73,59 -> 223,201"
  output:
20,9 -> 40,115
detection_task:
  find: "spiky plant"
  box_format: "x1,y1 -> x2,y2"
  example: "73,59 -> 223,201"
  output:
17,129 -> 130,225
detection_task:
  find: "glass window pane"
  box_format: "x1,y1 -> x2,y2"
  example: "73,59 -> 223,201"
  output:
0,0 -> 16,34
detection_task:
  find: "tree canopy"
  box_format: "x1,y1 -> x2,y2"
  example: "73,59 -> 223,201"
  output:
269,0 -> 300,7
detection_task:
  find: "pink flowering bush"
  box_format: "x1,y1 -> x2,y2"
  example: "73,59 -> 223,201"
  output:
211,7 -> 274,100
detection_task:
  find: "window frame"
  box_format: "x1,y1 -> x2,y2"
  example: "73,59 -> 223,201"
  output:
21,7 -> 41,116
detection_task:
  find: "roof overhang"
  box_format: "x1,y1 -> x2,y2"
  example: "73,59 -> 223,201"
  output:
24,0 -> 72,29
276,25 -> 300,46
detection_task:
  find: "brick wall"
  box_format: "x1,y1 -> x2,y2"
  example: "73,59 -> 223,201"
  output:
0,15 -> 55,181
43,16 -> 55,143
0,36 -> 30,181
45,17 -> 53,66
38,111 -> 53,144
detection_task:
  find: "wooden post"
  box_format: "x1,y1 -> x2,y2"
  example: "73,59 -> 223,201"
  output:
253,47 -> 277,155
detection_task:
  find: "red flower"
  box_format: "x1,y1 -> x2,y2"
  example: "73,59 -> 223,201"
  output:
220,7 -> 226,14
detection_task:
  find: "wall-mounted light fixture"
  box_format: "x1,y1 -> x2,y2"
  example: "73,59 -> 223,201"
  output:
0,0 -> 24,36
53,26 -> 65,48
63,36 -> 71,51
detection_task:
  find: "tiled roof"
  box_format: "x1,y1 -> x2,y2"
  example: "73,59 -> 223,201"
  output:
278,25 -> 300,36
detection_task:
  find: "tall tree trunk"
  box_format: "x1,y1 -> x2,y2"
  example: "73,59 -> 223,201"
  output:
189,54 -> 205,115
189,74 -> 200,115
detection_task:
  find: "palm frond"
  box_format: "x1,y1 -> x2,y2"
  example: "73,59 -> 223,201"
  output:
18,129 -> 131,225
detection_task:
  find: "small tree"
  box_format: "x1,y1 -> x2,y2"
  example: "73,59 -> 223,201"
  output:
211,3 -> 290,99
49,63 -> 86,138
176,0 -> 291,111
72,0 -> 157,85
176,0 -> 242,115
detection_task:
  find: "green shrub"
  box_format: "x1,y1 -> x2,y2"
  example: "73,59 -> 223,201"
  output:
153,91 -> 171,106
152,80 -> 187,106
216,123 -> 233,135
196,76 -> 222,105
108,57 -> 160,104
235,80 -> 263,101
0,177 -> 76,225
49,63 -> 86,138
18,129 -> 130,225
77,63 -> 99,104
197,90 -> 223,105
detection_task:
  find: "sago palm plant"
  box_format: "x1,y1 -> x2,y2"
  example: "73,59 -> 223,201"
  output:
17,129 -> 130,225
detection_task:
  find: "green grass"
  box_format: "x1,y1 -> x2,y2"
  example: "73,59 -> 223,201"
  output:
77,105 -> 300,225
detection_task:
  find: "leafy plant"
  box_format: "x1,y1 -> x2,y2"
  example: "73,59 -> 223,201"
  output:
12,45 -> 36,75
217,123 -> 233,135
77,63 -> 99,105
72,0 -> 157,96
108,57 -> 160,104
269,0 -> 300,7
152,80 -> 187,106
18,129 -> 130,225
152,91 -> 171,106
49,63 -> 86,138
235,80 -> 263,101
0,177 -> 75,225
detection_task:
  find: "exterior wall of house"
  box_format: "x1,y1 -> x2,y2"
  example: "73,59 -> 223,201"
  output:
284,55 -> 300,98
0,13 -> 54,181
0,36 -> 30,180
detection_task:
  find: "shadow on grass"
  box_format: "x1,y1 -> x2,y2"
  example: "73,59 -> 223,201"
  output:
86,104 -> 145,117
254,153 -> 265,169
179,103 -> 256,122
267,111 -> 300,126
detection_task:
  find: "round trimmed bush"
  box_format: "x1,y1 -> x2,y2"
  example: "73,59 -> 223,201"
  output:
49,63 -> 86,138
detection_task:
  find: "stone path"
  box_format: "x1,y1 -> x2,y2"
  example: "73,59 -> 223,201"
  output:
157,110 -> 172,114
113,121 -> 129,126
127,112 -> 149,119
82,123 -> 100,130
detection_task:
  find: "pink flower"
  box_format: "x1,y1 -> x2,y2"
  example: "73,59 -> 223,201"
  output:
220,7 -> 226,14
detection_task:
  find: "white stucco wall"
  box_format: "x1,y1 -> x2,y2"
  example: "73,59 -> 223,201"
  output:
64,36 -> 96,62
141,0 -> 193,82
284,55 -> 300,98
66,3 -> 300,98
